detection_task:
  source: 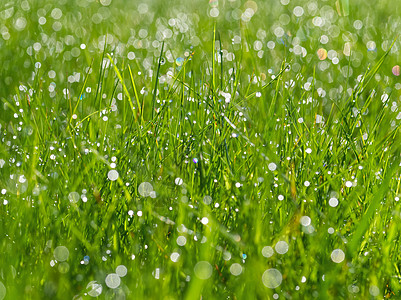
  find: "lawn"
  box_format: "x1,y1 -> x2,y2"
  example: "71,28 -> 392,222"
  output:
1,0 -> 401,299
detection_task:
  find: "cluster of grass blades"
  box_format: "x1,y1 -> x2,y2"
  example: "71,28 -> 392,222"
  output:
0,19 -> 401,299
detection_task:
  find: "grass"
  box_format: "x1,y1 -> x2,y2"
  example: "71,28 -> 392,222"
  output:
1,0 -> 401,299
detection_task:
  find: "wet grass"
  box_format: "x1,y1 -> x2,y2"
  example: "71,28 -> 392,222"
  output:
1,0 -> 401,299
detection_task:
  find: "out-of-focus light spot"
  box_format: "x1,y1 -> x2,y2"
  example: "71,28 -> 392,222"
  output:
317,48 -> 327,60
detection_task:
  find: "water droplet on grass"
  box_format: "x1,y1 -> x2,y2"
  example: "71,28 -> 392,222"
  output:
68,192 -> 80,204
175,178 -> 183,186
275,241 -> 289,254
300,216 -> 311,226
230,263 -> 242,276
170,252 -> 180,262
108,170 -> 119,181
138,182 -> 153,197
58,262 -> 70,273
262,246 -> 274,258
262,268 -> 283,288
209,7 -> 219,17
393,65 -> 400,76
268,163 -> 277,171
18,175 -> 26,183
223,251 -> 231,261
176,57 -> 184,66
177,236 -> 187,246
209,0 -> 218,7
317,48 -> 327,60
203,195 -> 212,205
116,265 -> 127,277
329,198 -> 338,207
86,281 -> 102,297
105,273 -> 121,289
194,261 -> 213,279
331,249 -> 345,263
369,285 -> 380,296
54,246 -> 69,261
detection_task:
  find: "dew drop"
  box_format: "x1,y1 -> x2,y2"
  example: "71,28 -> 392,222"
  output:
369,285 -> 380,296
317,48 -> 327,60
54,246 -> 69,262
58,262 -> 70,273
105,273 -> 121,289
176,57 -> 184,66
177,236 -> 187,246
107,170 -> 119,181
170,252 -> 180,262
86,281 -> 102,297
138,182 -> 153,197
175,177 -> 183,185
331,249 -> 345,263
68,192 -> 80,204
300,216 -> 311,226
203,195 -> 212,205
329,197 -> 338,207
116,265 -> 127,277
262,268 -> 283,289
392,65 -> 400,76
275,241 -> 289,254
230,263 -> 242,276
194,261 -> 213,280
262,246 -> 274,258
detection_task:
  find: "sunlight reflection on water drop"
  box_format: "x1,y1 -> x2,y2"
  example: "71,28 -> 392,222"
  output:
58,262 -> 70,273
176,57 -> 184,66
175,178 -> 183,185
138,182 -> 153,197
262,246 -> 274,258
107,170 -> 119,181
105,273 -> 121,289
177,236 -> 187,246
170,252 -> 180,262
203,195 -> 212,205
262,268 -> 283,288
68,192 -> 80,204
116,265 -> 127,277
54,246 -> 69,261
300,216 -> 311,226
317,48 -> 327,60
331,249 -> 345,263
86,281 -> 102,297
275,241 -> 289,254
230,263 -> 242,276
329,197 -> 338,207
392,65 -> 400,76
194,261 -> 213,279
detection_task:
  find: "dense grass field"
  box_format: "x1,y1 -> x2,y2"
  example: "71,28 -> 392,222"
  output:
1,0 -> 401,298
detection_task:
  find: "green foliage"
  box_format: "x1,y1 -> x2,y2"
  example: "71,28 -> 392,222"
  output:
1,0 -> 401,299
